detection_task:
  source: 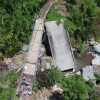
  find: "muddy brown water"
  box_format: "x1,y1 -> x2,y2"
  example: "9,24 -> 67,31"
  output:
74,47 -> 95,69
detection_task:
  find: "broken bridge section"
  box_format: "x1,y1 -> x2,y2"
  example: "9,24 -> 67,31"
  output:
45,20 -> 75,71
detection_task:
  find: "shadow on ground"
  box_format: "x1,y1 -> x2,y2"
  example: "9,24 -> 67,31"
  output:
49,91 -> 64,100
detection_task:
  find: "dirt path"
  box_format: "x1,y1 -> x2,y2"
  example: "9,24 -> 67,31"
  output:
40,0 -> 56,19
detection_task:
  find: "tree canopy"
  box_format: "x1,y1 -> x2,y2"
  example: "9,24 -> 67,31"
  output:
65,0 -> 100,51
0,0 -> 47,57
61,74 -> 91,100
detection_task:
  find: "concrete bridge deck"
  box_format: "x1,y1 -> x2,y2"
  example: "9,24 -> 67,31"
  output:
45,20 -> 75,71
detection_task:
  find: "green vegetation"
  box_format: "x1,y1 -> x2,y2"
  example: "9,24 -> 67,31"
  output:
0,0 -> 47,57
88,94 -> 100,100
46,67 -> 63,86
45,3 -> 63,22
94,73 -> 100,84
61,74 -> 94,100
95,0 -> 100,6
36,67 -> 64,89
65,0 -> 100,51
0,70 -> 18,100
77,36 -> 84,52
45,0 -> 100,52
36,67 -> 98,100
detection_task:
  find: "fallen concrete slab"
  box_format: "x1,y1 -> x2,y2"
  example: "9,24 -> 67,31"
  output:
45,19 -> 75,71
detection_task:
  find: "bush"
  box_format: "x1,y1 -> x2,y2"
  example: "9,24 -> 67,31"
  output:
77,36 -> 84,52
10,75 -> 17,85
36,67 -> 64,89
88,94 -> 100,100
61,74 -> 91,100
94,73 -> 100,84
46,67 -> 63,86
56,19 -> 61,25
36,69 -> 50,89
0,71 -> 18,100
65,0 -> 99,48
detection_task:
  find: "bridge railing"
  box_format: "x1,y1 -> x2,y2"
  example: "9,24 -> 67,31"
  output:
17,14 -> 37,92
66,30 -> 76,69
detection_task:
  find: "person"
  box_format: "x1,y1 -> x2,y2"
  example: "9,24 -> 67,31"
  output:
28,86 -> 31,90
14,81 -> 18,86
23,73 -> 26,77
23,76 -> 26,80
21,80 -> 29,85
21,80 -> 26,85
20,86 -> 24,93
28,91 -> 32,95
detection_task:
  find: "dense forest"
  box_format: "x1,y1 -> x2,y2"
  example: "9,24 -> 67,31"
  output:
46,0 -> 100,52
65,0 -> 100,52
0,0 -> 99,56
0,0 -> 47,58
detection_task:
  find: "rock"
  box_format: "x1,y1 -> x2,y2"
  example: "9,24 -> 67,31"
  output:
92,57 -> 100,65
76,71 -> 81,75
40,56 -> 52,68
52,85 -> 58,92
93,65 -> 100,75
93,44 -> 100,53
82,66 -> 95,81
74,51 -> 81,59
41,68 -> 45,72
72,47 -> 76,52
46,63 -> 51,69
89,90 -> 100,98
40,44 -> 46,56
95,42 -> 99,45
21,44 -> 29,52
52,84 -> 63,93
6,58 -> 12,64
89,37 -> 94,41
90,41 -> 95,46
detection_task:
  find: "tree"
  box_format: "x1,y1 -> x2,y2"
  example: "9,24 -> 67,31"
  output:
61,74 -> 89,100
46,67 -> 63,86
95,0 -> 100,6
0,0 -> 47,57
36,67 -> 64,89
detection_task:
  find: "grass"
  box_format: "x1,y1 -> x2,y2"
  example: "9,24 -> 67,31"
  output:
11,87 -> 17,100
0,70 -> 22,100
45,3 -> 63,22
21,57 -> 25,64
64,18 -> 76,35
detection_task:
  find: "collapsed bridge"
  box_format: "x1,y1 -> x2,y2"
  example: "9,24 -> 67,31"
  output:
18,0 -> 75,100
45,20 -> 75,71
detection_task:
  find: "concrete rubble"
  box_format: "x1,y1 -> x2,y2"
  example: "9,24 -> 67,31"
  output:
82,66 -> 95,81
91,57 -> 100,65
93,44 -> 100,53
